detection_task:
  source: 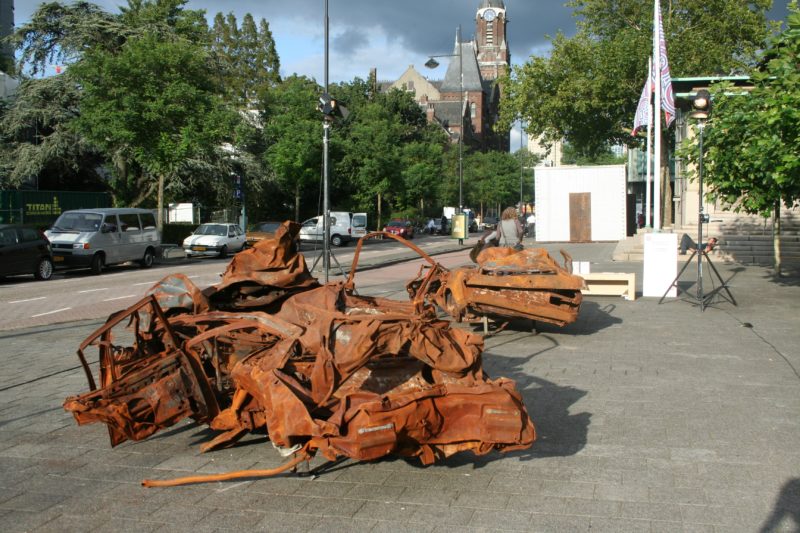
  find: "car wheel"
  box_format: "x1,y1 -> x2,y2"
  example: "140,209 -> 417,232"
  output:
139,248 -> 155,268
219,245 -> 228,258
35,257 -> 54,280
331,234 -> 343,247
90,253 -> 104,275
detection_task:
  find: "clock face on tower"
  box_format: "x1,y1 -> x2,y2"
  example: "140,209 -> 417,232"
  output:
483,8 -> 496,21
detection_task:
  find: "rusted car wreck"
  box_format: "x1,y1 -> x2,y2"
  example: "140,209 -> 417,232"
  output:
399,240 -> 585,328
64,223 -> 537,487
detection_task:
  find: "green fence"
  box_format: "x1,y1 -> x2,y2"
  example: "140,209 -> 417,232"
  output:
0,190 -> 113,227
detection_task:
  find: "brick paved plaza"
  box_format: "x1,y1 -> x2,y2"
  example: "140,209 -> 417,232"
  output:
1,246 -> 799,532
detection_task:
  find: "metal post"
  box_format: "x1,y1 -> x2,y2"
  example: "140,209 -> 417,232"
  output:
458,25 -> 464,245
519,122 -> 524,215
696,122 -> 705,306
322,0 -> 330,282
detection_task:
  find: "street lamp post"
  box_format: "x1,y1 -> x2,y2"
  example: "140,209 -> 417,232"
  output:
426,25 -> 464,243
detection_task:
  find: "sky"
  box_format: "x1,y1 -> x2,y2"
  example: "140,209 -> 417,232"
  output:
11,0 -> 792,148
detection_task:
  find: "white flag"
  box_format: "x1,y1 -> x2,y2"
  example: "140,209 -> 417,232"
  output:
657,9 -> 675,126
632,63 -> 652,136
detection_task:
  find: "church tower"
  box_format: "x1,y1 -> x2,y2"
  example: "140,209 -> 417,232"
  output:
475,0 -> 509,81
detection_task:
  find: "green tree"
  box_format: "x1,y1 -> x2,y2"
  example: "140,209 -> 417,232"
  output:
464,150 -> 521,220
70,33 -> 235,229
0,75 -> 107,191
262,75 -> 323,222
501,0 -> 776,225
335,86 -> 435,228
561,143 -> 625,166
210,12 -> 280,106
680,2 -> 800,275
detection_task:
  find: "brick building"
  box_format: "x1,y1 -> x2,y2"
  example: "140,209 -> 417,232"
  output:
387,0 -> 510,151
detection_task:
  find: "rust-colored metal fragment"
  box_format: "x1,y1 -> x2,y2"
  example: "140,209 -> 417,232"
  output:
63,224 -> 537,485
405,244 -> 586,327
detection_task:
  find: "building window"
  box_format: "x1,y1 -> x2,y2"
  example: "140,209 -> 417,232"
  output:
407,80 -> 414,91
470,102 -> 476,118
486,22 -> 494,45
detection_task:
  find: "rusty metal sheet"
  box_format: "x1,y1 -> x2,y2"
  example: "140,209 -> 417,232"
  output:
398,240 -> 585,327
63,225 -> 537,486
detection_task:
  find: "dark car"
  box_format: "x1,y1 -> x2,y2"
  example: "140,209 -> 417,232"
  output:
0,224 -> 54,280
246,221 -> 283,246
383,219 -> 414,239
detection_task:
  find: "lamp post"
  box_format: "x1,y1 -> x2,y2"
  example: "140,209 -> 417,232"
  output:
426,26 -> 464,243
689,89 -> 711,305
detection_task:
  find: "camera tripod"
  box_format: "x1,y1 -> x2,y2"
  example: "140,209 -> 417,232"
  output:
310,242 -> 347,278
659,246 -> 736,311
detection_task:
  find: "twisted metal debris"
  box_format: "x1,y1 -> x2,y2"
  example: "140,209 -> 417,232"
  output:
405,244 -> 585,327
63,223 -> 537,486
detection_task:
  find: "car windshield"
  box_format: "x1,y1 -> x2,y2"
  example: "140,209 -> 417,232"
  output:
51,212 -> 103,232
387,220 -> 406,227
195,224 -> 227,236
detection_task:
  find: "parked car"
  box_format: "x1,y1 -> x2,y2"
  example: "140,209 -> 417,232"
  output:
183,223 -> 246,258
383,219 -> 414,239
481,216 -> 499,230
46,208 -> 160,275
246,221 -> 282,246
299,211 -> 354,247
0,224 -> 54,280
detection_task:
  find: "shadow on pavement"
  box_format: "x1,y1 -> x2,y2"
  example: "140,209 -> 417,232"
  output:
759,478 -> 800,532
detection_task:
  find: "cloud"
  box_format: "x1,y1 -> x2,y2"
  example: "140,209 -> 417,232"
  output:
332,28 -> 369,55
14,0 -> 791,83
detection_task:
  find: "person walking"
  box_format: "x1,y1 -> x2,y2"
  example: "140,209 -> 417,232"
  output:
497,207 -> 524,248
476,207 -> 524,251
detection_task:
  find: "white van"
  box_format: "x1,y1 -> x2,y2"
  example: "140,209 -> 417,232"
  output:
352,212 -> 368,239
45,208 -> 161,274
299,211 -> 354,246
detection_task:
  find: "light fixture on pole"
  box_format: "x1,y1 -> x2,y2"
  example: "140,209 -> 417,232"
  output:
660,88 -> 736,310
690,89 -> 711,305
426,25 -> 465,244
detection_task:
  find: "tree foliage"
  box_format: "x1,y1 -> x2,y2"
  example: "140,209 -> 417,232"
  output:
0,75 -> 106,190
262,75 -> 323,221
210,12 -> 280,105
3,0 -> 525,228
69,30 -> 235,226
679,2 -> 800,271
501,0 -> 776,157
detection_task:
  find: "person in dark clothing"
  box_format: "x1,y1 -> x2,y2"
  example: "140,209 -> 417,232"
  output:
440,215 -> 448,235
679,234 -> 718,255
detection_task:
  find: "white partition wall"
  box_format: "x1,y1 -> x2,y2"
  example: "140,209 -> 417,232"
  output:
534,165 -> 627,242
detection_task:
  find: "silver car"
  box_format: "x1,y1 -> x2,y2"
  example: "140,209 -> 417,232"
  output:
183,223 -> 246,258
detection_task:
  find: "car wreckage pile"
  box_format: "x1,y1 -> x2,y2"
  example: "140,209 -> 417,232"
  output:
63,222 -> 584,487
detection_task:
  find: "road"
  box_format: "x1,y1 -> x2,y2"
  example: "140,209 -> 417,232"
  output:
0,234 -> 470,332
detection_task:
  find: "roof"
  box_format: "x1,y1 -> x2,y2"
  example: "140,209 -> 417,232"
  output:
440,41 -> 484,93
429,100 -> 464,127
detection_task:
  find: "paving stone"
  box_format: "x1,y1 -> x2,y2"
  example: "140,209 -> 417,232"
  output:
2,245 -> 800,531
469,508 -> 533,530
563,497 -> 621,518
452,490 -> 510,510
409,504 -> 475,527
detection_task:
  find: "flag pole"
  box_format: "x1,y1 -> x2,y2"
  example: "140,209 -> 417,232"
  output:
653,0 -> 662,231
645,56 -> 653,229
